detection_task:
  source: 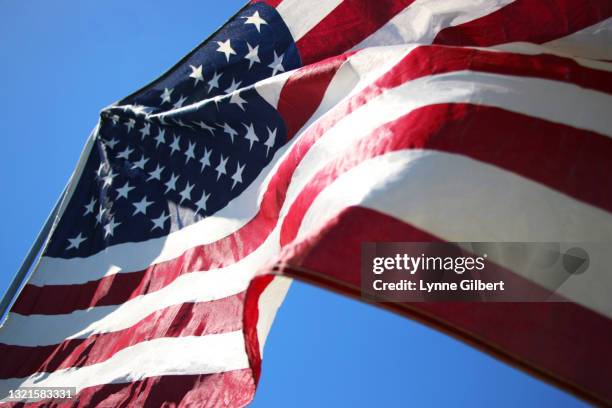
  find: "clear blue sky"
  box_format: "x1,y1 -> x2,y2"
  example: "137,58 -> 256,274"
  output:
0,2 -> 585,406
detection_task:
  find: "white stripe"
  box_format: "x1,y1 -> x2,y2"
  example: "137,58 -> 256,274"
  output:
254,70 -> 292,108
276,0 -> 342,41
297,150 -> 612,317
353,0 -> 515,50
256,276 -> 291,355
543,17 -> 612,61
491,42 -> 612,72
0,332 -> 249,399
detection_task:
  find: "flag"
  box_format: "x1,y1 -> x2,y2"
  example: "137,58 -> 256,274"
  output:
1,0 -> 612,406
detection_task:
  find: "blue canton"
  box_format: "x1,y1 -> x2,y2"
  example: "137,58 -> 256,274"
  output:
45,3 -> 301,258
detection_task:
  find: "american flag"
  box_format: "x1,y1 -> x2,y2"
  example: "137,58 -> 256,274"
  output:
1,0 -> 612,406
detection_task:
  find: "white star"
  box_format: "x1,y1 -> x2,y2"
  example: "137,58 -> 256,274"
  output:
268,51 -> 285,76
194,121 -> 215,135
199,147 -> 212,172
115,181 -> 135,200
224,78 -> 242,94
264,126 -> 277,157
102,169 -> 117,188
242,123 -> 259,150
66,233 -> 87,251
140,122 -> 151,139
164,172 -> 180,193
220,122 -> 238,143
83,197 -> 96,216
116,146 -> 134,160
189,64 -> 203,86
160,87 -> 173,104
125,118 -> 136,133
243,11 -> 268,32
131,155 -> 149,170
95,207 -> 107,225
184,142 -> 196,164
207,71 -> 222,93
173,95 -> 187,109
147,164 -> 164,181
132,196 -> 153,216
216,39 -> 236,62
244,43 -> 260,68
215,155 -> 228,180
169,135 -> 181,155
179,182 -> 194,204
111,114 -> 120,125
154,128 -> 166,148
151,211 -> 171,231
104,218 -> 121,237
194,190 -> 210,214
230,92 -> 247,110
231,162 -> 245,189
104,138 -> 119,150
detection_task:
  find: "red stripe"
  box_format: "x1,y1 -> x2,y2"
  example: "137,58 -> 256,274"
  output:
273,206 -> 612,406
280,103 -> 612,246
296,0 -> 415,65
251,0 -> 282,7
14,46 -> 612,316
366,44 -> 612,95
434,0 -> 612,47
0,294 -> 245,379
242,274 -> 275,385
278,53 -> 351,139
6,369 -> 255,408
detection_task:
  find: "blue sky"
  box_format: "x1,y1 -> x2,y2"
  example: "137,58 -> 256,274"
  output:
0,2 -> 585,406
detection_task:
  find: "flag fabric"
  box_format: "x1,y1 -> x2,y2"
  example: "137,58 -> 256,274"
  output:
1,0 -> 612,406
